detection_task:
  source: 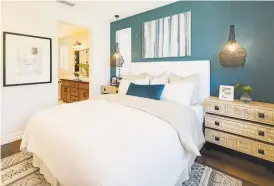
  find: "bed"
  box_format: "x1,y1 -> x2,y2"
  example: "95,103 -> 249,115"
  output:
21,60 -> 210,186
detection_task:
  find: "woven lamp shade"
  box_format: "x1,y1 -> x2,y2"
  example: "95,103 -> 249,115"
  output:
219,25 -> 247,67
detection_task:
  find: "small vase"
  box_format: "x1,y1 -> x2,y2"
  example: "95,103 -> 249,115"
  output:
240,92 -> 252,103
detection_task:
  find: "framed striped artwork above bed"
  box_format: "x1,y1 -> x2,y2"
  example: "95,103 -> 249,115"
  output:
142,11 -> 191,58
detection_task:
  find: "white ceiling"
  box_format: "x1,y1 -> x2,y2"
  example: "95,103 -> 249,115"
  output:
56,1 -> 177,38
57,1 -> 176,22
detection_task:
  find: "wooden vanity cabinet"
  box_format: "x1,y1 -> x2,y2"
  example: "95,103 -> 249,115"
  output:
61,79 -> 89,103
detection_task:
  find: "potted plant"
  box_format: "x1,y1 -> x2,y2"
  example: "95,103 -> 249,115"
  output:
235,84 -> 253,103
74,72 -> 80,80
78,63 -> 89,77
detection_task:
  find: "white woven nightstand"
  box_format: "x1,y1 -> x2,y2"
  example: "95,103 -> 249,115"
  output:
101,85 -> 118,94
203,96 -> 274,162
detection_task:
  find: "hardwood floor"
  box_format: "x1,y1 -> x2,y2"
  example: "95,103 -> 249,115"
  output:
1,140 -> 22,159
197,143 -> 274,186
1,140 -> 274,186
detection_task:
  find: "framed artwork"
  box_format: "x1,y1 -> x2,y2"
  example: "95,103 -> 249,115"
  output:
142,11 -> 191,58
3,32 -> 52,87
219,85 -> 234,101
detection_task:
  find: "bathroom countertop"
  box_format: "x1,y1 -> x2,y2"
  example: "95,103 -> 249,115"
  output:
60,77 -> 89,83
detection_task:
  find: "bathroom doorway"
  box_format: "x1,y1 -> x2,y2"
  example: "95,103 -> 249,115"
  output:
58,21 -> 90,104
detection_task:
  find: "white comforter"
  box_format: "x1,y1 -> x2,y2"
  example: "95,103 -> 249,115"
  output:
21,95 -> 205,186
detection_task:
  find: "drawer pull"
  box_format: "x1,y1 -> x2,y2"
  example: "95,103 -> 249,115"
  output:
258,149 -> 265,155
214,106 -> 219,111
258,113 -> 265,118
116,90 -> 118,93
215,136 -> 220,141
258,131 -> 265,136
215,121 -> 220,126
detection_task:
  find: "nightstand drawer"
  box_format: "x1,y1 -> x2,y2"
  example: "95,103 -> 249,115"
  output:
247,108 -> 273,124
209,101 -> 226,114
205,129 -> 274,162
205,114 -> 274,144
204,97 -> 274,125
102,86 -> 118,94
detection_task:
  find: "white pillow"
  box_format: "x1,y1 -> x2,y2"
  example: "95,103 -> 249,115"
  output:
168,72 -> 183,82
150,71 -> 169,85
121,73 -> 148,81
118,77 -> 150,95
169,73 -> 200,104
161,80 -> 195,106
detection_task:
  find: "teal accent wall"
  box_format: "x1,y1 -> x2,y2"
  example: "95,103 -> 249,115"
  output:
110,1 -> 274,103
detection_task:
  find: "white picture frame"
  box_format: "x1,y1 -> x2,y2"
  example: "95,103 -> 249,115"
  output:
110,76 -> 117,86
219,85 -> 234,101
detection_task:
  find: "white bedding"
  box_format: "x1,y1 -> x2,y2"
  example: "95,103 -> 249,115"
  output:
21,95 -> 205,186
190,105 -> 204,129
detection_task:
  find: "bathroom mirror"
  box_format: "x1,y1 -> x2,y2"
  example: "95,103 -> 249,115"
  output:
74,48 -> 89,74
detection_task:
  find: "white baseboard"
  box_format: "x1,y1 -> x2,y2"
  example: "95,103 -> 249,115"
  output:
1,131 -> 24,145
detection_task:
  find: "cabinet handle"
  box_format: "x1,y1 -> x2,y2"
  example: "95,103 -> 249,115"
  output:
215,136 -> 220,141
258,131 -> 265,136
104,88 -> 106,91
258,113 -> 265,118
116,90 -> 118,94
214,106 -> 219,111
215,121 -> 220,126
258,149 -> 264,155
83,92 -> 87,97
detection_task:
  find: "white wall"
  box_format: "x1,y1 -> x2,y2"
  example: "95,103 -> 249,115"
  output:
1,2 -> 59,144
90,20 -> 110,96
1,1 -> 110,144
0,0 -> 3,145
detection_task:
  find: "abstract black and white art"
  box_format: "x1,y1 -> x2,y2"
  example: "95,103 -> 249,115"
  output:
3,32 -> 52,87
142,11 -> 191,58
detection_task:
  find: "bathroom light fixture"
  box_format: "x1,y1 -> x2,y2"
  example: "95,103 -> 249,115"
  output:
219,25 -> 247,67
72,41 -> 84,51
111,15 -> 124,83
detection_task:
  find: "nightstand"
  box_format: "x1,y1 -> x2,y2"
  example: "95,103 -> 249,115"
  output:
101,85 -> 118,94
203,96 -> 274,162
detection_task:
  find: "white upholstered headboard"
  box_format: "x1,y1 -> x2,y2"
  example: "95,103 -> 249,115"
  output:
129,60 -> 210,103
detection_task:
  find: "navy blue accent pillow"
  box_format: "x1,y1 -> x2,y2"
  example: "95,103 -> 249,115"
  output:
126,83 -> 165,100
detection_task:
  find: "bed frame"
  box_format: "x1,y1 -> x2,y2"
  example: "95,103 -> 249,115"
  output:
129,60 -> 210,103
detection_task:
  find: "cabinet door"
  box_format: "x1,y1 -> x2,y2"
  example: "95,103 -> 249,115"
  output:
61,86 -> 71,102
71,96 -> 79,102
79,89 -> 89,101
